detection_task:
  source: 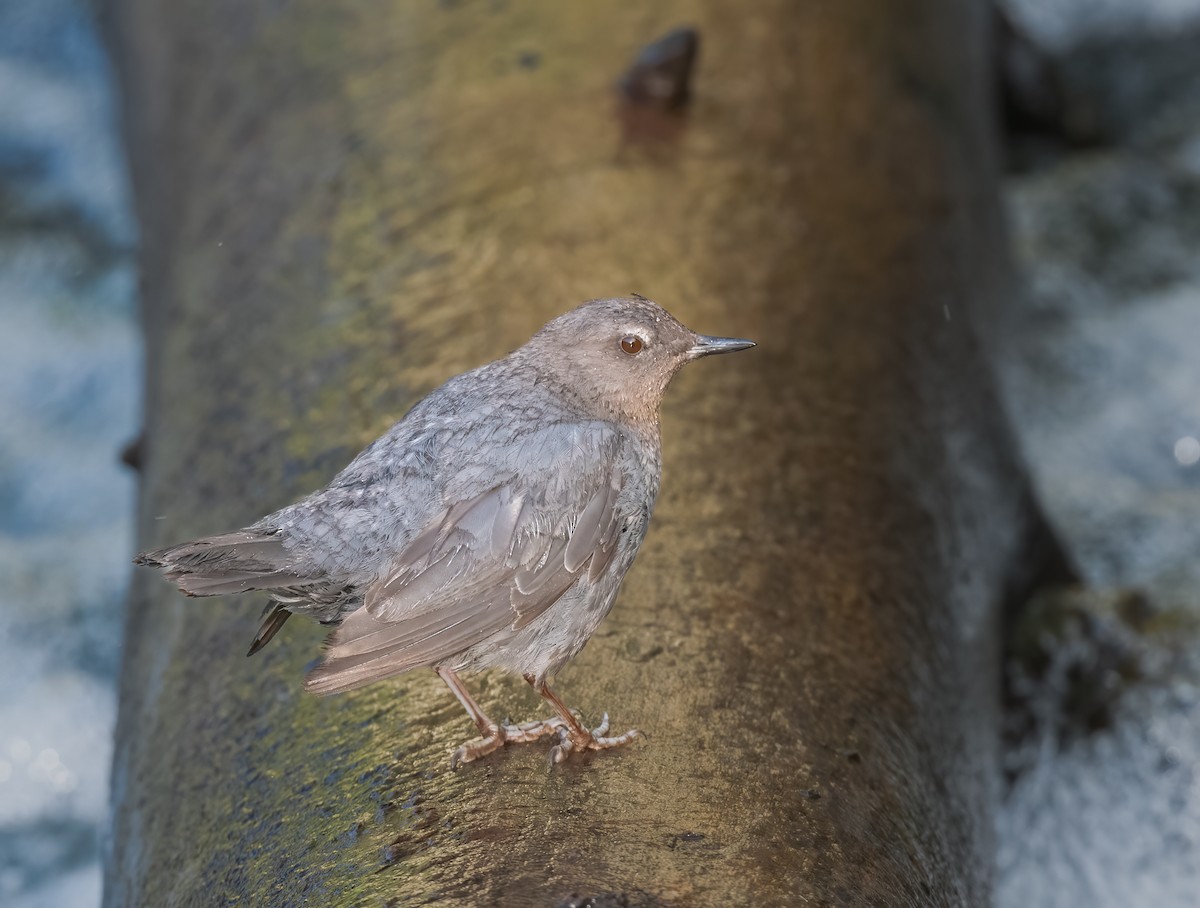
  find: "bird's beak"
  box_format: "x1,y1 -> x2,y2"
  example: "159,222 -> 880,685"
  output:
688,335 -> 756,358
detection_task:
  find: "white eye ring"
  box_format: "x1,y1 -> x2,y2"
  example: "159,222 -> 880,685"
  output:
620,335 -> 644,355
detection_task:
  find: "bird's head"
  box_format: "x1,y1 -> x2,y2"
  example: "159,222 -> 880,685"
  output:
517,295 -> 754,426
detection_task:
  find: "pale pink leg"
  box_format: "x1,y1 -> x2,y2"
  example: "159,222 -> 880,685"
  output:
435,667 -> 568,768
524,674 -> 641,766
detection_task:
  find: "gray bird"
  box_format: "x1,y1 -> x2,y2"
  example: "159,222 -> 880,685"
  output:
136,296 -> 753,766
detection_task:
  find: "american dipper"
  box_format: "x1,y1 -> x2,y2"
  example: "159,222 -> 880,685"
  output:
136,296 -> 753,766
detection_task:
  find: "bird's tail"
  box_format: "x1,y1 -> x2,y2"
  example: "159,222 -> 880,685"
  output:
135,530 -> 314,655
135,529 -> 306,597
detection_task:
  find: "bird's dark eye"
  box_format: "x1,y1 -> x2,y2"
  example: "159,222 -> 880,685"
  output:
620,335 -> 644,355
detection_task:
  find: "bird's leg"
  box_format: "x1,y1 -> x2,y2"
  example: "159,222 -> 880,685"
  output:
523,674 -> 641,765
435,667 -> 568,768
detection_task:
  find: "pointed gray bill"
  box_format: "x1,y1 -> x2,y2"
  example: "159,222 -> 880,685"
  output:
688,335 -> 757,358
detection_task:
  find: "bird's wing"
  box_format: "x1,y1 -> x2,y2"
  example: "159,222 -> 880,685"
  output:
304,426 -> 625,695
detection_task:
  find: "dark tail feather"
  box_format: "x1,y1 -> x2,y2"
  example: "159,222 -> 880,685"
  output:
135,530 -> 308,598
247,605 -> 292,656
138,529 -> 328,657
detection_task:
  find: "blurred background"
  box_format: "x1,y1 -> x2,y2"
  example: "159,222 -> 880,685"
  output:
0,0 -> 1196,905
0,0 -> 137,905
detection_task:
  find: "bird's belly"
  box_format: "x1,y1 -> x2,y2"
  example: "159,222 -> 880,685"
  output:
455,569 -> 626,682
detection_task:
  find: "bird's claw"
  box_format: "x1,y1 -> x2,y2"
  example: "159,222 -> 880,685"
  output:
450,716 -> 571,769
547,712 -> 642,766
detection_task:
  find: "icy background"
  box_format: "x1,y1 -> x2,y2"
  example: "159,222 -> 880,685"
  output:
995,0 -> 1200,906
0,1 -> 139,906
1006,0 -> 1200,49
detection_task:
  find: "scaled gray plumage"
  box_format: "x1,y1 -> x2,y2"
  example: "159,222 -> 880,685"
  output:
137,296 -> 753,766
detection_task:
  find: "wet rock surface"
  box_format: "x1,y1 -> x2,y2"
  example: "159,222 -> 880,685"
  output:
104,0 -> 1031,903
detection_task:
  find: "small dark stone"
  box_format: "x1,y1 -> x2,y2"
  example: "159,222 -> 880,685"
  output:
557,894 -> 629,908
556,891 -> 664,908
617,26 -> 699,110
120,432 -> 144,470
995,5 -> 1066,138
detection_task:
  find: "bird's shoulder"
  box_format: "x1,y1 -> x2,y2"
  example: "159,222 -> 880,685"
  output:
261,360 -> 654,561
346,359 -> 645,488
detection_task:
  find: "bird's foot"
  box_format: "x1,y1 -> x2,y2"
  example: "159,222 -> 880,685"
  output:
548,713 -> 641,765
450,716 -> 573,769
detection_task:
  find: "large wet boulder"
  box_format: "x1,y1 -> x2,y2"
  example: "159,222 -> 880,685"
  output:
104,1 -> 1052,904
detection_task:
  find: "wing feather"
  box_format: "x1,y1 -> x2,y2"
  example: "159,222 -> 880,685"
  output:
564,479 -> 616,572
305,429 -> 626,695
